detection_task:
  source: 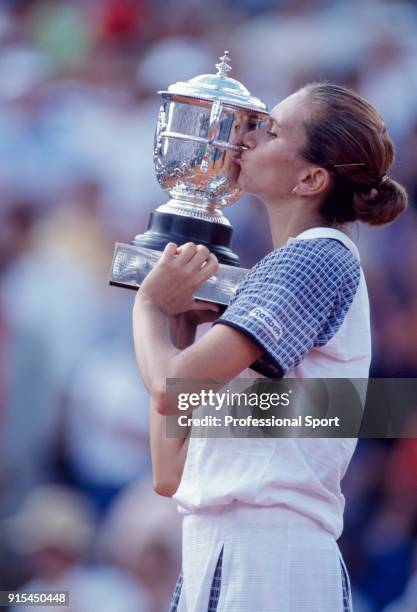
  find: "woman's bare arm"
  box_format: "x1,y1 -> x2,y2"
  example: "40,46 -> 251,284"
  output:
149,399 -> 190,496
132,242 -> 262,495
146,306 -> 220,496
133,241 -> 262,409
133,296 -> 262,413
135,303 -> 261,496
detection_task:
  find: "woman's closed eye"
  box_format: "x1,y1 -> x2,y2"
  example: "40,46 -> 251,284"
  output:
265,118 -> 278,137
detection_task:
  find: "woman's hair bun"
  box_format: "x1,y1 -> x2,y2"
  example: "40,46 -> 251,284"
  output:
299,83 -> 409,227
352,177 -> 408,226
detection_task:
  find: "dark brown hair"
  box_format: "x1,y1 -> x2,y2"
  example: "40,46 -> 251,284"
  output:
298,82 -> 408,226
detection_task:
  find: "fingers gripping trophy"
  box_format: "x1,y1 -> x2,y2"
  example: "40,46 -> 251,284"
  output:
109,52 -> 268,305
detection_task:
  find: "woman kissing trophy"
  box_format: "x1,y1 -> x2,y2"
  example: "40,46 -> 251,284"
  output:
109,51 -> 268,305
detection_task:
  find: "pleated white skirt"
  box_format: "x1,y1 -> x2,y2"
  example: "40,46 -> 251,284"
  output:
175,502 -> 351,612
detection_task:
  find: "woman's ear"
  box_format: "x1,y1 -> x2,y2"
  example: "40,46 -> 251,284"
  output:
297,167 -> 331,197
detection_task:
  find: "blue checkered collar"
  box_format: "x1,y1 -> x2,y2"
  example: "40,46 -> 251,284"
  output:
287,227 -> 360,262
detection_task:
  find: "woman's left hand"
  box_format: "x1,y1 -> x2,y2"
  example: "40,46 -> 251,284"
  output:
136,242 -> 220,315
169,305 -> 221,349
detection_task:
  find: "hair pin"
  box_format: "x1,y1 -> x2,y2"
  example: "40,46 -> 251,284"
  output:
332,163 -> 367,168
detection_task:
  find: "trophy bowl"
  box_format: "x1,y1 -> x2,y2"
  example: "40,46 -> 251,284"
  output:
153,96 -> 262,218
109,52 -> 269,304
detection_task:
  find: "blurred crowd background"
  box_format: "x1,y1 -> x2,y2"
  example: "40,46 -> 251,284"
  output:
0,0 -> 416,610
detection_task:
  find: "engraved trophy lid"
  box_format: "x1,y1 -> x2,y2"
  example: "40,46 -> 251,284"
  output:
159,51 -> 268,114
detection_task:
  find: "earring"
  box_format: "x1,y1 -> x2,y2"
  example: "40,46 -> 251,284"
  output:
292,187 -> 298,195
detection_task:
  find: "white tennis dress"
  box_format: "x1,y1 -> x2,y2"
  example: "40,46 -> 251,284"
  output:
172,227 -> 371,611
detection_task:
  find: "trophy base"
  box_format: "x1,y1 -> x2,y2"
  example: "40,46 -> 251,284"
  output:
131,211 -> 240,267
109,243 -> 248,306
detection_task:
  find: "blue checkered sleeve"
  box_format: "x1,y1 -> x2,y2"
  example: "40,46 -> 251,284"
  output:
214,238 -> 361,378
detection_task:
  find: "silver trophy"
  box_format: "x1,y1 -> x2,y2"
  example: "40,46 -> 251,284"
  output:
109,51 -> 268,304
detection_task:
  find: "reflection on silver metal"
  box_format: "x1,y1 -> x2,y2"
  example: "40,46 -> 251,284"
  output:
109,243 -> 248,305
200,99 -> 224,173
154,106 -> 168,161
154,51 -> 269,224
159,131 -> 245,152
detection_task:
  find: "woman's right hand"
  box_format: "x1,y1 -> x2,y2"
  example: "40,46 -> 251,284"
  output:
136,242 -> 219,316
